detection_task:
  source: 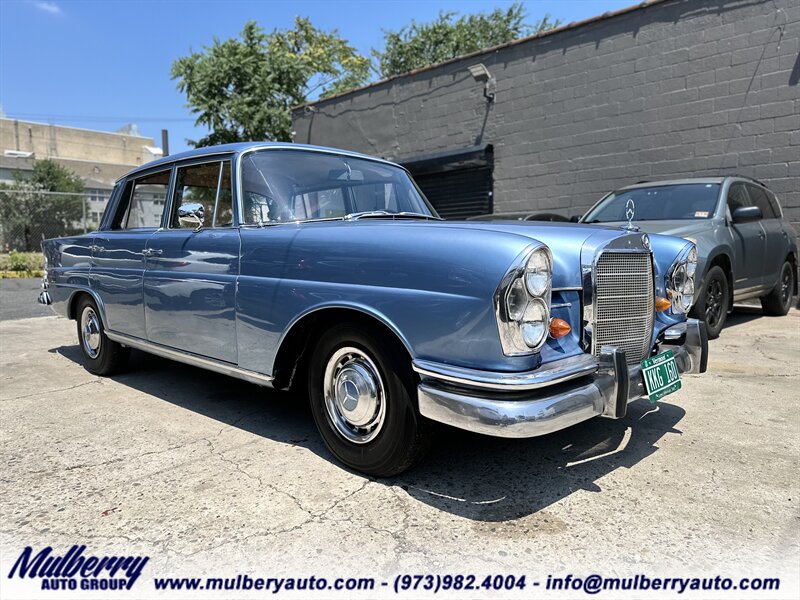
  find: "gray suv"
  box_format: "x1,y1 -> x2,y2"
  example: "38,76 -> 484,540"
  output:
582,176 -> 797,338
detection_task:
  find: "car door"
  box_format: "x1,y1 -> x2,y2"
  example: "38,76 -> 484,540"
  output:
746,183 -> 783,287
91,168 -> 171,338
142,158 -> 239,364
726,182 -> 766,293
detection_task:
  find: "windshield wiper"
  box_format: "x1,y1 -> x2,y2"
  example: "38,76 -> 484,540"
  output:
344,210 -> 442,221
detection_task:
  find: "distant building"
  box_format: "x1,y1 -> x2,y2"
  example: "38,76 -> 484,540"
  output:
292,0 -> 798,233
0,118 -> 163,229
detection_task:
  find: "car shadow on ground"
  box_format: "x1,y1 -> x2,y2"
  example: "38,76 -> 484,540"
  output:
50,343 -> 685,522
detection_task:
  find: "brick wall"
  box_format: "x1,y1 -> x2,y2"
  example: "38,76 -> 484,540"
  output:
292,0 -> 799,231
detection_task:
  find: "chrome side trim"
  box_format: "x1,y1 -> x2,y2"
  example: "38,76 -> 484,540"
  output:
412,352 -> 599,392
105,330 -> 274,387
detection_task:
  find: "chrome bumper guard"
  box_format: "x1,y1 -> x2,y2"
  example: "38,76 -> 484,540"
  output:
414,318 -> 708,438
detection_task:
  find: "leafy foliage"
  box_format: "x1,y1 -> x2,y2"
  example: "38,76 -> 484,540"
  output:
171,19 -> 370,146
375,4 -> 560,77
0,160 -> 86,251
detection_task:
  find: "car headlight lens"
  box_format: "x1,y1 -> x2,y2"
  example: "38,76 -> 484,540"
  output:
505,279 -> 528,321
669,244 -> 697,314
525,248 -> 551,296
521,299 -> 548,347
495,245 -> 553,355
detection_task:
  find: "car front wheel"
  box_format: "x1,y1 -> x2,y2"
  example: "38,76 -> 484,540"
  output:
761,261 -> 795,316
692,265 -> 729,339
75,295 -> 130,375
308,323 -> 432,477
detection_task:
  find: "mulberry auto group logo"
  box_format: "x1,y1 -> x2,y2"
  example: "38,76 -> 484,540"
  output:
7,545 -> 149,591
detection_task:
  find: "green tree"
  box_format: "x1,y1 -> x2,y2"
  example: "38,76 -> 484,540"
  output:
0,160 -> 86,251
171,19 -> 370,146
375,4 -> 560,78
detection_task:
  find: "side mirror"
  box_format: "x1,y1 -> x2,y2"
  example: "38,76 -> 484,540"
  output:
570,215 -> 581,223
731,206 -> 762,223
178,203 -> 205,231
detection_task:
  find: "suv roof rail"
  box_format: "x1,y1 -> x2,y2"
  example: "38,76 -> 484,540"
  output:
729,174 -> 766,187
636,180 -> 650,184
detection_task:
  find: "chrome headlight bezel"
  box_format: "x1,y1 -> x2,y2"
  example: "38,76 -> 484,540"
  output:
495,245 -> 552,355
667,243 -> 698,314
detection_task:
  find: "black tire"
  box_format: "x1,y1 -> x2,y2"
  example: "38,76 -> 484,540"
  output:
691,265 -> 729,340
761,261 -> 795,316
75,295 -> 130,375
308,323 -> 432,477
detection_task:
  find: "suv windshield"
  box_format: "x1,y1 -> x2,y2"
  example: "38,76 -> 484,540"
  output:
241,150 -> 438,224
583,183 -> 720,223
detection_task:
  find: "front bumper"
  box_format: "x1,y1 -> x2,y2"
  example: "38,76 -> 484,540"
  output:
414,318 -> 708,438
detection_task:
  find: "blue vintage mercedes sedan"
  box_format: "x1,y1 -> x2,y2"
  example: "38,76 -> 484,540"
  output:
39,143 -> 708,476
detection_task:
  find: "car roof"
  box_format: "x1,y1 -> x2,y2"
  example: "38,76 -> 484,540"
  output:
617,176 -> 767,192
121,142 -> 399,181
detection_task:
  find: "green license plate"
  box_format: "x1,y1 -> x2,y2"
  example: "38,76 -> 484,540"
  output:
641,350 -> 681,402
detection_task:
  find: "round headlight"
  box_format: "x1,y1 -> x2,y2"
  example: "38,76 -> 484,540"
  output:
505,279 -> 528,321
521,298 -> 548,348
525,248 -> 551,297
672,264 -> 688,293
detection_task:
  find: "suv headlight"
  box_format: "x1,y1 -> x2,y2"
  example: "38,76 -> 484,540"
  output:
668,244 -> 697,313
496,245 -> 552,355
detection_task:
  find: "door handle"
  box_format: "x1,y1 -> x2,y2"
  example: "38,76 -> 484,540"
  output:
142,248 -> 163,257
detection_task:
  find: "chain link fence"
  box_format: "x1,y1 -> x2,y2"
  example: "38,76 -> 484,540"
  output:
0,189 -> 106,252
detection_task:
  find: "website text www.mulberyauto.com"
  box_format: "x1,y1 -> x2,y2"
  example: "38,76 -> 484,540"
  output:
149,573 -> 782,595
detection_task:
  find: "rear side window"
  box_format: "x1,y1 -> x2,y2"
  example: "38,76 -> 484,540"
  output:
746,184 -> 777,219
170,160 -> 234,228
766,190 -> 782,219
113,170 -> 171,230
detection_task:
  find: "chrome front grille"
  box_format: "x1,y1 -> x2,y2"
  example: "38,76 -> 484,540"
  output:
593,251 -> 655,364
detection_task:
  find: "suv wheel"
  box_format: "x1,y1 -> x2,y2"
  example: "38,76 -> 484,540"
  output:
692,266 -> 729,339
761,261 -> 795,316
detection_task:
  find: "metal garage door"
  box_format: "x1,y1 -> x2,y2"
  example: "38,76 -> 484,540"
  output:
412,166 -> 493,219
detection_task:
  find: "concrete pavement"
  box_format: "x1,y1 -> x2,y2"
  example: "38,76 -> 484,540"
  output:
0,308 -> 798,598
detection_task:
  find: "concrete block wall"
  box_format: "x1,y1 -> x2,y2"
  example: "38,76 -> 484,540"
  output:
292,0 -> 799,231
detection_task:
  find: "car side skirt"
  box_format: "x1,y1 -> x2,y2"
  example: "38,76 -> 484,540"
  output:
105,330 -> 274,387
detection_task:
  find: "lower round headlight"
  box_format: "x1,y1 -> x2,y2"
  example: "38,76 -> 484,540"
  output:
520,299 -> 548,348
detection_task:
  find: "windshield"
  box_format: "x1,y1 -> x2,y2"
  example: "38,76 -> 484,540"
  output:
583,183 -> 720,223
240,150 -> 437,224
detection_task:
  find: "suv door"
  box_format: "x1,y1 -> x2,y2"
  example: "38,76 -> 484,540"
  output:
143,158 -> 239,364
726,182 -> 767,294
745,183 -> 784,287
91,169 -> 171,338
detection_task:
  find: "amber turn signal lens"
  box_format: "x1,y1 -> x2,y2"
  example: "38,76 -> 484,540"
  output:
549,317 -> 571,339
655,296 -> 671,312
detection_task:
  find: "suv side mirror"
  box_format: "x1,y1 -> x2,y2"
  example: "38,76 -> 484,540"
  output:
570,215 -> 581,223
731,206 -> 762,223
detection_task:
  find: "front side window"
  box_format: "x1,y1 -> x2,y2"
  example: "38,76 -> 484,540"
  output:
170,160 -> 234,228
240,150 -> 435,224
727,183 -> 752,214
583,183 -> 720,223
118,170 -> 171,230
745,184 -> 776,219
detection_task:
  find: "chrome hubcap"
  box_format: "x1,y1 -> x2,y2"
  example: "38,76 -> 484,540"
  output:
323,347 -> 386,444
81,306 -> 102,359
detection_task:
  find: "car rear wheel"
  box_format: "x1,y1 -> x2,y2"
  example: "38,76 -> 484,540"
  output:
692,265 -> 729,339
761,261 -> 795,316
308,323 -> 432,477
75,295 -> 130,375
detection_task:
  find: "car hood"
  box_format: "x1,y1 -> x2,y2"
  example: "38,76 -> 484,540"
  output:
591,220 -> 710,238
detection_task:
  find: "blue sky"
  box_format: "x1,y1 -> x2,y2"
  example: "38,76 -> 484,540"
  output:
1,0 -> 634,153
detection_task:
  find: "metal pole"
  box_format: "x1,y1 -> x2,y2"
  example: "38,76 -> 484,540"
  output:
161,129 -> 169,157
82,193 -> 87,233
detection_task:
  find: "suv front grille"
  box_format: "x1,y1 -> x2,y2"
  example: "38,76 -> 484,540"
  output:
593,251 -> 654,364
